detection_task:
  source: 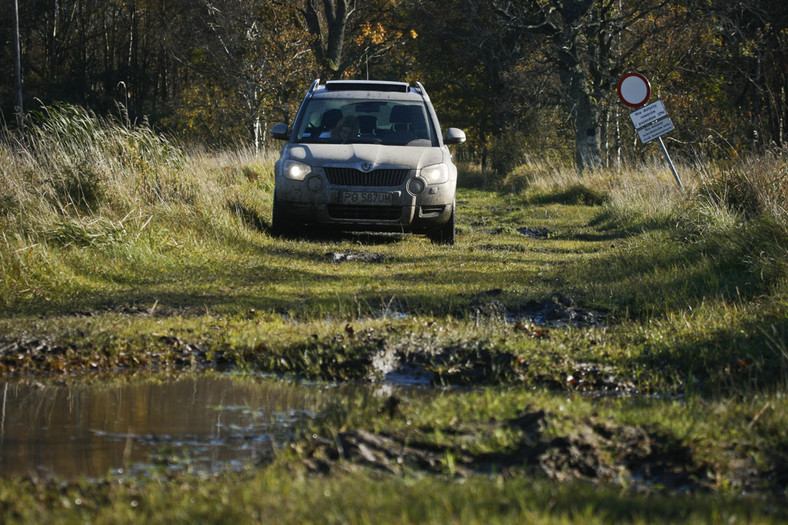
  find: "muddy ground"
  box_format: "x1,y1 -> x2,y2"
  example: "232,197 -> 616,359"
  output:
0,293 -> 785,499
302,408 -> 752,495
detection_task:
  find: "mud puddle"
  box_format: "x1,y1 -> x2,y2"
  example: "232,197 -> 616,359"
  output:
0,375 -> 365,480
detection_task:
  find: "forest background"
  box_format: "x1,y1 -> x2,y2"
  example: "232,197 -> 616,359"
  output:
2,0 -> 787,173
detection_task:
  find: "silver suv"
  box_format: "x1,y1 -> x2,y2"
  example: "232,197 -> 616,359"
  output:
271,80 -> 466,244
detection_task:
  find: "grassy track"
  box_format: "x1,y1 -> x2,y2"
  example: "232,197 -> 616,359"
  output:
0,105 -> 786,522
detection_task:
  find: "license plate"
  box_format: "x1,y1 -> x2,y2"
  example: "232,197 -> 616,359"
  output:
340,191 -> 393,205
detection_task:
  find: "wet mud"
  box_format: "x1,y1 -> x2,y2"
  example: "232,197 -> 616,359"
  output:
517,226 -> 550,239
304,408 -> 773,495
1,291 -> 782,496
326,251 -> 388,263
1,330 -> 784,496
0,294 -> 619,392
469,291 -> 608,327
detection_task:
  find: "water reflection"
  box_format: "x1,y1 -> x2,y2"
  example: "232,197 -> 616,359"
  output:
0,375 -> 339,480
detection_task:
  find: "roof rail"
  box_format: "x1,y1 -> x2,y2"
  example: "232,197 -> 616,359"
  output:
415,81 -> 429,101
324,80 -> 410,93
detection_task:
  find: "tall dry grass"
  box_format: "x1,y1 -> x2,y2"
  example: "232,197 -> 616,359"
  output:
499,150 -> 788,303
0,103 -> 276,305
2,103 -> 785,310
500,149 -> 786,234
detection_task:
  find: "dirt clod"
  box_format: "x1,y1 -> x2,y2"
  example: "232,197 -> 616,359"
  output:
517,294 -> 607,326
306,409 -> 718,494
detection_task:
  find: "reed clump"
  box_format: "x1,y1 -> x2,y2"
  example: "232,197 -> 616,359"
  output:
0,103 -> 275,306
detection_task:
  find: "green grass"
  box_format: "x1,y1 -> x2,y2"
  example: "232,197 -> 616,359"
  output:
1,105 -> 787,522
1,468 -> 785,524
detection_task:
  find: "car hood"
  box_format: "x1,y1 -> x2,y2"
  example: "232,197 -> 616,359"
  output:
285,143 -> 445,170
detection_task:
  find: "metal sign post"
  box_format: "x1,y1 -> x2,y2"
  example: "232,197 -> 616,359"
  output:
617,73 -> 683,190
658,137 -> 683,190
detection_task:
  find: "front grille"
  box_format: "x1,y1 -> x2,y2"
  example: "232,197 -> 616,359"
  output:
324,168 -> 409,187
327,205 -> 403,221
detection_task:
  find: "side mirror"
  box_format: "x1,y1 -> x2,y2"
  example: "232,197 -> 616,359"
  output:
271,123 -> 289,140
444,128 -> 466,145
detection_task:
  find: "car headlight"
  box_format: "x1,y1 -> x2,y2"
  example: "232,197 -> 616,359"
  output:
283,160 -> 311,180
420,163 -> 449,185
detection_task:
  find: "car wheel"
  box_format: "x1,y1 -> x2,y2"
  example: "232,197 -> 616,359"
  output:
271,198 -> 291,237
428,203 -> 455,245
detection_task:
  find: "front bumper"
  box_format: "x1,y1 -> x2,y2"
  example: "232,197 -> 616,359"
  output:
274,168 -> 455,232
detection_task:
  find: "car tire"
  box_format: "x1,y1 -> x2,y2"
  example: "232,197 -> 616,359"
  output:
428,203 -> 455,245
271,198 -> 291,237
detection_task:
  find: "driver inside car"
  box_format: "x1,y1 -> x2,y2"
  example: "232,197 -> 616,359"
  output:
326,115 -> 359,141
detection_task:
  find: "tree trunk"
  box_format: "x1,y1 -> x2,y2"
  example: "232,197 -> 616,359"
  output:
246,87 -> 261,155
302,0 -> 352,79
558,46 -> 601,172
13,0 -> 24,132
572,85 -> 602,171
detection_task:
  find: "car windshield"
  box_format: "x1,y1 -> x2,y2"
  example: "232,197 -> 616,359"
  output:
294,98 -> 437,147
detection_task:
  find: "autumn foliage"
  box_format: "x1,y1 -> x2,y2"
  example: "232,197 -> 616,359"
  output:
1,0 -> 786,168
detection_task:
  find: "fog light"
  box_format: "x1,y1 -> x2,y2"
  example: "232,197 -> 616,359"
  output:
307,176 -> 323,192
408,178 -> 426,194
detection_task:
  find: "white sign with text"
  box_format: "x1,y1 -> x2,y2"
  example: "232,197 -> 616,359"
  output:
630,100 -> 668,129
637,117 -> 675,144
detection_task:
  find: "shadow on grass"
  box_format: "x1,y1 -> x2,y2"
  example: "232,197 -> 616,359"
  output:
228,198 -> 413,247
1,258 -> 501,319
526,184 -> 609,206
556,230 -> 630,242
288,229 -> 410,246
576,215 -> 787,317
509,480 -> 787,522
633,309 -> 788,396
588,208 -> 679,236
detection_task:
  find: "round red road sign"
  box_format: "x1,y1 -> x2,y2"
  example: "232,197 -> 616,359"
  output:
617,72 -> 651,108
